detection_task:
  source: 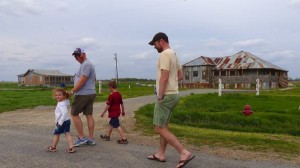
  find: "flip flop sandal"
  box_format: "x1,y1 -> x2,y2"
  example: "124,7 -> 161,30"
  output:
65,147 -> 76,153
45,146 -> 56,152
147,154 -> 166,162
177,155 -> 195,168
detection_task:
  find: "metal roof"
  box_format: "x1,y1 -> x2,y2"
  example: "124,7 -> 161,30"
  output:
183,56 -> 216,66
22,69 -> 73,77
183,51 -> 288,71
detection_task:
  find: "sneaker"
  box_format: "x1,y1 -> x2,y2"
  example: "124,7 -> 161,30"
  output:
86,138 -> 96,146
100,135 -> 110,141
74,137 -> 88,147
117,138 -> 128,144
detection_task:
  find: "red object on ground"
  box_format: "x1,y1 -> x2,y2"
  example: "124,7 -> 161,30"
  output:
243,104 -> 253,116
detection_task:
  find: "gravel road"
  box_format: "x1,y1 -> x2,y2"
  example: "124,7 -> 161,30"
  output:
0,89 -> 299,168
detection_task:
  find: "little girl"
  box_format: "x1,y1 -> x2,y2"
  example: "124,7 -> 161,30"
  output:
46,88 -> 76,153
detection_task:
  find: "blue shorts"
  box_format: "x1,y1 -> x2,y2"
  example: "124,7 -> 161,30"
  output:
53,119 -> 71,135
109,118 -> 120,128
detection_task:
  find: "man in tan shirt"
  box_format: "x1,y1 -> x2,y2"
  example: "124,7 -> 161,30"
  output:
147,32 -> 195,168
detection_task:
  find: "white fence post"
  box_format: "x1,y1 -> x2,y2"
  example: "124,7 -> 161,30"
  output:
218,78 -> 222,96
256,78 -> 260,96
99,81 -> 102,94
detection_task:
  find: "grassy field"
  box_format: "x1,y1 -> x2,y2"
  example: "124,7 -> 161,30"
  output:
135,86 -> 300,158
1,81 -> 300,159
0,81 -> 155,113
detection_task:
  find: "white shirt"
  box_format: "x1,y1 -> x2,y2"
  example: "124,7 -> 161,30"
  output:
55,99 -> 70,125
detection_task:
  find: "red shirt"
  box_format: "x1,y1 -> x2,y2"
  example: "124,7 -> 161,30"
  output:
106,91 -> 123,118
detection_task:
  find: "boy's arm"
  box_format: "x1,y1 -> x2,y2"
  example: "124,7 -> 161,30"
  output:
101,104 -> 110,118
121,103 -> 125,116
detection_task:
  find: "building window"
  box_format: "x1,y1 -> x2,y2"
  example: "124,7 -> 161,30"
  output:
202,70 -> 207,79
221,71 -> 226,76
193,71 -> 198,77
230,71 -> 235,76
185,71 -> 189,80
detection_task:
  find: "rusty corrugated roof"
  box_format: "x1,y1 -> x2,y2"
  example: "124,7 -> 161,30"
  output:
213,51 -> 287,71
183,51 -> 288,71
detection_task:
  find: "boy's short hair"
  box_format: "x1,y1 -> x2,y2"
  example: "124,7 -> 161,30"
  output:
109,81 -> 117,89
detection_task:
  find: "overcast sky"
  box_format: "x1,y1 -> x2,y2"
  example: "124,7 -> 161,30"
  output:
1,0 -> 300,82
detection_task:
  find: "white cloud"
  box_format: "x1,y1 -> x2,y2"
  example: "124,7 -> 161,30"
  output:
0,38 -> 36,61
290,0 -> 300,8
268,50 -> 297,58
72,37 -> 100,51
233,39 -> 267,47
1,0 -> 300,81
205,38 -> 226,47
51,1 -> 68,11
129,51 -> 153,60
0,0 -> 41,17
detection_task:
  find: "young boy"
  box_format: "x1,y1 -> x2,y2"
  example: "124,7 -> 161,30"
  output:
100,81 -> 128,144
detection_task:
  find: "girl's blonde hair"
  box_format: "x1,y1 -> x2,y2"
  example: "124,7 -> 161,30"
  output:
53,88 -> 70,99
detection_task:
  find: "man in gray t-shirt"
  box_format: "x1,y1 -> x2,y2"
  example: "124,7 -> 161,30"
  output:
70,48 -> 96,146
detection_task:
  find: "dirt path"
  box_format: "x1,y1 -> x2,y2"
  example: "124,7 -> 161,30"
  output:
0,89 -> 299,168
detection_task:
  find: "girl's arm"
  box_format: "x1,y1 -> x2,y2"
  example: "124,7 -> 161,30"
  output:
57,103 -> 68,126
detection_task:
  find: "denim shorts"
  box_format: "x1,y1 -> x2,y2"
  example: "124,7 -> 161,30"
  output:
109,118 -> 120,128
153,94 -> 179,127
53,119 -> 71,135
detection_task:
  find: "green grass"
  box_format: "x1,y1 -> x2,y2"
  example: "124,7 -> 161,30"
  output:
135,87 -> 300,157
0,81 -> 155,113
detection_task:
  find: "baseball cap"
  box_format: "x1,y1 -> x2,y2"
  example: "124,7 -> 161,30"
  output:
72,48 -> 85,55
148,32 -> 168,45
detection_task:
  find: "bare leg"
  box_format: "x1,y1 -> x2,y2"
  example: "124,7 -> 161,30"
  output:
72,115 -> 84,138
147,125 -> 168,161
107,125 -> 113,137
65,132 -> 74,149
51,134 -> 60,148
154,125 -> 191,163
116,126 -> 126,139
86,115 -> 94,139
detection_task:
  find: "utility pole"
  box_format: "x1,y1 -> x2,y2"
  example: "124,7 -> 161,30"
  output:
114,53 -> 118,84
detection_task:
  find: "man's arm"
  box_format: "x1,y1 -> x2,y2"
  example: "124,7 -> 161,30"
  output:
71,75 -> 88,94
158,69 -> 169,100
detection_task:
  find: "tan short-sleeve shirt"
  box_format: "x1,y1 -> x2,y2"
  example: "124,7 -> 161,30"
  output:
156,48 -> 182,95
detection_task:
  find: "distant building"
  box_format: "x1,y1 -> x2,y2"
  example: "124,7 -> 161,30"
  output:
17,69 -> 74,87
182,51 -> 288,89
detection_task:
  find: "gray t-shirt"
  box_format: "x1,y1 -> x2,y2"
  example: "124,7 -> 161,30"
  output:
74,59 -> 96,95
